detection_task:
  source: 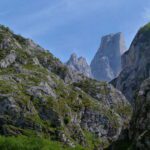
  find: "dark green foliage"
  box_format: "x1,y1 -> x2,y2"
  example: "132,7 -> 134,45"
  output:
140,22 -> 150,34
13,34 -> 27,45
137,22 -> 150,43
0,25 -> 11,33
64,115 -> 70,125
105,140 -> 133,150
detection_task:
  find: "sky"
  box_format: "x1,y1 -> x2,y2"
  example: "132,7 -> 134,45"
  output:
0,0 -> 150,63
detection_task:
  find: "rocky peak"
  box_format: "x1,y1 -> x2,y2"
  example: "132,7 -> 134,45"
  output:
112,23 -> 150,103
107,23 -> 150,150
69,53 -> 78,63
66,53 -> 92,78
91,32 -> 126,81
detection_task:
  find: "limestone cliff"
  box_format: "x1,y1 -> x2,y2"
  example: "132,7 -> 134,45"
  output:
109,23 -> 150,150
112,24 -> 150,103
91,32 -> 126,81
66,53 -> 92,78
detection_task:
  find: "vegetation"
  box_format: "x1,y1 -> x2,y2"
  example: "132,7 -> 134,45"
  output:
138,22 -> 150,42
0,136 -> 85,150
0,24 -> 132,150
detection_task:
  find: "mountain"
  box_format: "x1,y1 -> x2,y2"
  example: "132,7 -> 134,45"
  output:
66,53 -> 92,78
91,32 -> 126,81
129,78 -> 150,149
0,25 -> 131,150
112,24 -> 150,104
110,23 -> 150,150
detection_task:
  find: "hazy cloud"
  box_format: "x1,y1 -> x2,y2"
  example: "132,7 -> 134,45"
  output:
143,7 -> 150,20
17,0 -> 125,37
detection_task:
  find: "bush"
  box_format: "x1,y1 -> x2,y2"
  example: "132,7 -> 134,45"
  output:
63,116 -> 70,125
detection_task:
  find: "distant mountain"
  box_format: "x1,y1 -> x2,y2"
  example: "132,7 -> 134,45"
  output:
91,32 -> 126,81
66,53 -> 92,78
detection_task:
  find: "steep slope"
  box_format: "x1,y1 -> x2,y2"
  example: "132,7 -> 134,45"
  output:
112,23 -> 150,103
129,78 -> 150,149
66,53 -> 92,78
0,25 -> 132,150
108,78 -> 150,150
109,23 -> 150,150
91,33 -> 126,81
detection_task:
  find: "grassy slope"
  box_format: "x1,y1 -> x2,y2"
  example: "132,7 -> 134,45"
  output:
0,136 -> 86,150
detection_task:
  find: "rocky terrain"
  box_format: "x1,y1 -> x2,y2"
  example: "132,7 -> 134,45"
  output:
91,32 -> 126,81
0,25 -> 132,150
112,24 -> 150,104
129,78 -> 150,149
110,23 -> 150,150
66,53 -> 92,78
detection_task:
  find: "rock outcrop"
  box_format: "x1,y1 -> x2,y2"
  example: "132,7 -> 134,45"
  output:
109,23 -> 150,150
129,78 -> 150,149
66,53 -> 92,78
0,25 -> 132,150
0,50 -> 17,68
91,32 -> 126,81
112,24 -> 150,103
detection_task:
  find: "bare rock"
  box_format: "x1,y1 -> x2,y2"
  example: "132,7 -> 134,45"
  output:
91,32 -> 126,81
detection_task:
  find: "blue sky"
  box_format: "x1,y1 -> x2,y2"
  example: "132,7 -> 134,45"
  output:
0,0 -> 150,63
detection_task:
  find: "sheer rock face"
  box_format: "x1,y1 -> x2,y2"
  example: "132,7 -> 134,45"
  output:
91,32 -> 126,81
112,24 -> 150,103
109,23 -> 150,150
66,53 -> 92,78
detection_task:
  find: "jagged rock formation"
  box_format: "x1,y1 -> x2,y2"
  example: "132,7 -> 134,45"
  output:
112,24 -> 150,103
109,23 -> 150,150
91,32 -> 126,81
0,25 -> 132,150
66,53 -> 92,78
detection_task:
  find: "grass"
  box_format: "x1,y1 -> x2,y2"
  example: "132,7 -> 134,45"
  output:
0,136 -> 86,150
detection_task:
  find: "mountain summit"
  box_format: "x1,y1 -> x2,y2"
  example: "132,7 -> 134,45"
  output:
91,32 -> 126,81
66,53 -> 92,78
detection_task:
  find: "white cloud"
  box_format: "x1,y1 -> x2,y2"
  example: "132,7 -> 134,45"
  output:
9,0 -> 126,38
142,7 -> 150,20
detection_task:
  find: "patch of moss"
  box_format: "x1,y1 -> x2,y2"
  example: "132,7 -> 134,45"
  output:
84,130 -> 108,150
0,80 -> 16,94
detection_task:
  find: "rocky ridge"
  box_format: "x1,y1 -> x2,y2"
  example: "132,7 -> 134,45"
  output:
0,25 -> 132,150
66,53 -> 92,78
110,23 -> 150,150
112,24 -> 150,103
